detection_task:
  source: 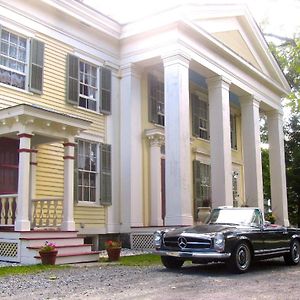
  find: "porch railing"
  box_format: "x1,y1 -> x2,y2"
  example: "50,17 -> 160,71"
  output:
31,197 -> 63,228
0,194 -> 17,226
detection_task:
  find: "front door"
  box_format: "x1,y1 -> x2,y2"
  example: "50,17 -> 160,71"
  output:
0,137 -> 19,195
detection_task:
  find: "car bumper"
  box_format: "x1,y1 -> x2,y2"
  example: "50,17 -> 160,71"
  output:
154,249 -> 231,260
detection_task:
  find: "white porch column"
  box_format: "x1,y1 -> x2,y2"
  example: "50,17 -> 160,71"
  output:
163,51 -> 193,226
15,133 -> 32,231
120,64 -> 143,231
267,110 -> 289,226
206,76 -> 233,207
30,149 -> 38,200
240,96 -> 264,210
61,139 -> 76,231
145,129 -> 165,226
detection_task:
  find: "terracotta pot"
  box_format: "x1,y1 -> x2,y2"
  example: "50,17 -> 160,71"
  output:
106,247 -> 121,261
39,250 -> 58,265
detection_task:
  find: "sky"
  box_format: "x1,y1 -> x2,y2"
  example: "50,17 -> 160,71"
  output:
83,0 -> 300,38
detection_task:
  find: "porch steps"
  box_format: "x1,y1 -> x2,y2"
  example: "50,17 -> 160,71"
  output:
21,231 -> 100,265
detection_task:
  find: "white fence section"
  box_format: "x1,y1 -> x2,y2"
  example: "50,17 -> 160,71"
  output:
0,194 -> 17,226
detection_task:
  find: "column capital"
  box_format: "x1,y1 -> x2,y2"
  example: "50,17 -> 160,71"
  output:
162,50 -> 191,68
240,95 -> 261,108
206,75 -> 231,90
120,63 -> 141,79
17,133 -> 33,138
266,108 -> 284,120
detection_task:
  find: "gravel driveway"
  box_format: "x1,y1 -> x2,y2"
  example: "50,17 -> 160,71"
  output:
1,258 -> 300,299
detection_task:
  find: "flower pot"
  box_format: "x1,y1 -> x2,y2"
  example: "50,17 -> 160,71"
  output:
39,250 -> 58,265
106,247 -> 121,261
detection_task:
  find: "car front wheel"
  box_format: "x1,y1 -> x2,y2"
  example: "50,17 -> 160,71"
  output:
227,242 -> 251,273
284,239 -> 300,265
161,256 -> 184,269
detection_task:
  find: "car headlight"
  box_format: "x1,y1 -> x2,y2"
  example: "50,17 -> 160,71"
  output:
214,233 -> 225,252
154,231 -> 163,248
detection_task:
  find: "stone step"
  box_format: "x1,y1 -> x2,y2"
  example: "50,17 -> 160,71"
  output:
21,237 -> 84,247
28,244 -> 93,255
35,251 -> 101,265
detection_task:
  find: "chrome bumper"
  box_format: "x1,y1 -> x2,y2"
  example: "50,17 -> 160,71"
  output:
154,250 -> 231,260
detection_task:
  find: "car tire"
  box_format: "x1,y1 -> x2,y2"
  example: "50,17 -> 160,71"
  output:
284,239 -> 300,265
227,242 -> 251,273
161,256 -> 184,269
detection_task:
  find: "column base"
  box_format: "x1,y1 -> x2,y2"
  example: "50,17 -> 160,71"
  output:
15,220 -> 31,231
165,215 -> 193,227
61,221 -> 76,231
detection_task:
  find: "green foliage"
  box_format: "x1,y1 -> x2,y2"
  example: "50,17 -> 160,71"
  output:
0,264 -> 67,277
269,36 -> 300,112
284,113 -> 300,226
261,148 -> 271,201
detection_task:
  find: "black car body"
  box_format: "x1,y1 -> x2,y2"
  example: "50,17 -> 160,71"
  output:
154,207 -> 300,273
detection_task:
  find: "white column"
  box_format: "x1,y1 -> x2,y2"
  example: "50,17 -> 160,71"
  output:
267,110 -> 289,226
106,69 -> 121,233
163,51 -> 193,226
120,64 -> 143,231
206,76 -> 233,207
61,138 -> 76,231
145,129 -> 165,226
240,96 -> 264,210
15,133 -> 32,231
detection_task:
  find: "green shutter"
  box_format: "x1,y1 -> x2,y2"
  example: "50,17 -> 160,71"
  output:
193,160 -> 201,219
148,74 -> 159,124
74,142 -> 78,203
29,39 -> 44,94
100,67 -> 111,114
191,94 -> 200,137
66,54 -> 79,105
100,143 -> 112,205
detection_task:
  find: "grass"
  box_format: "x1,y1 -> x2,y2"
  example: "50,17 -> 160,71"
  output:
0,264 -> 67,277
100,254 -> 161,266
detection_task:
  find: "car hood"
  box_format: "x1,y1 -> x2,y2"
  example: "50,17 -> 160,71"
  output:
164,224 -> 237,237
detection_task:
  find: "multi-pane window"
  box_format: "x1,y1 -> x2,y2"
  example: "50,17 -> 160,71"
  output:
79,61 -> 97,111
230,114 -> 237,150
193,160 -> 211,219
192,94 -> 209,140
0,29 -> 27,89
232,171 -> 239,207
75,140 -> 112,205
148,73 -> 164,126
67,54 -> 111,114
77,140 -> 97,203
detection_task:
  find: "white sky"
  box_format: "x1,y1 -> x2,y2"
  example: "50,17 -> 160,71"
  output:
84,0 -> 300,37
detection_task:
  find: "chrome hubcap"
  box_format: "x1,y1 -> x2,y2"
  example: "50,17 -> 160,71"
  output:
237,245 -> 249,270
292,243 -> 300,262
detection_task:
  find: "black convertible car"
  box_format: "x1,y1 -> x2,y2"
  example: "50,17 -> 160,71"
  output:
154,207 -> 300,273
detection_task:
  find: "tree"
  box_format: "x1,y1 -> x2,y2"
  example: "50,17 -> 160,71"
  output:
266,34 -> 300,225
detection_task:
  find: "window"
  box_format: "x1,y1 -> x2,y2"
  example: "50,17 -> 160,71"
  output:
148,73 -> 164,126
0,27 -> 44,93
191,94 -> 209,140
67,54 -> 111,114
230,114 -> 237,149
232,171 -> 239,207
193,160 -> 211,218
75,140 -> 112,205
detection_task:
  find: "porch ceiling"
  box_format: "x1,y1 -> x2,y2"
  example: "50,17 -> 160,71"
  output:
0,104 -> 92,144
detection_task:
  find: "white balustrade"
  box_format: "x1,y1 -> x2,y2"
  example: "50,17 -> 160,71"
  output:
0,194 -> 17,226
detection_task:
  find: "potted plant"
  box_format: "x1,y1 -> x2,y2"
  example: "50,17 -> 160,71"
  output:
105,240 -> 122,261
39,241 -> 58,265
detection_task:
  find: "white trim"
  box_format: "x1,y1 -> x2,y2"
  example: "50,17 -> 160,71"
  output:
77,132 -> 104,143
0,17 -> 35,37
73,50 -> 105,67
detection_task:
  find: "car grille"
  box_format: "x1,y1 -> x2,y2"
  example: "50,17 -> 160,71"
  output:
163,236 -> 212,250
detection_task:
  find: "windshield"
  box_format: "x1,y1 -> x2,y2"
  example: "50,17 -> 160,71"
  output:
205,208 -> 261,226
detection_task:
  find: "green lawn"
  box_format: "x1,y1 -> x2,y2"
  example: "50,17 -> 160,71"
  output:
0,265 -> 67,277
99,253 -> 161,266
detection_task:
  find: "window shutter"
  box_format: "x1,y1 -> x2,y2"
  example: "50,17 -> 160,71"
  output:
148,74 -> 159,124
100,67 -> 111,114
191,94 -> 200,137
73,142 -> 78,203
66,54 -> 79,105
100,143 -> 112,205
193,160 -> 201,219
29,39 -> 44,94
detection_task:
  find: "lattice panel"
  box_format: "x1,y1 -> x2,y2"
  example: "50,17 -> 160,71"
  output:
130,233 -> 154,250
0,241 -> 18,257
